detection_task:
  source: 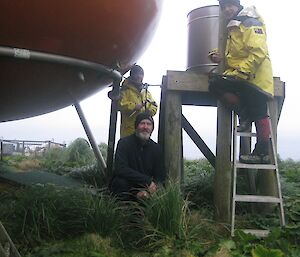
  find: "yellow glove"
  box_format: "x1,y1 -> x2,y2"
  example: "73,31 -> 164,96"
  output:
208,48 -> 219,56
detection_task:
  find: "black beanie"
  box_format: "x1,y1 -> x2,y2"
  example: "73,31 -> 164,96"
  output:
218,0 -> 241,8
135,112 -> 154,129
130,65 -> 144,77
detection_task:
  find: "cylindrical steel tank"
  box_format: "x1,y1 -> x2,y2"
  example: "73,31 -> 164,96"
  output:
187,5 -> 219,73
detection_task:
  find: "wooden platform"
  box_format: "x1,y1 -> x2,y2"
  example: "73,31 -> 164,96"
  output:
165,70 -> 285,108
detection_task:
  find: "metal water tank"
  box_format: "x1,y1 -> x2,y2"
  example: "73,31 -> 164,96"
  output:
187,5 -> 219,72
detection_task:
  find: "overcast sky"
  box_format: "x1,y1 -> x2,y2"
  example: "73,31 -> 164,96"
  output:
1,0 -> 299,160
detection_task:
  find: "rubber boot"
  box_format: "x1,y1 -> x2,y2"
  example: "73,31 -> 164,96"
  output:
240,142 -> 270,164
236,107 -> 252,132
237,119 -> 252,132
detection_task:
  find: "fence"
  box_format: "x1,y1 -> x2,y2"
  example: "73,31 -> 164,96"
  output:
0,139 -> 66,160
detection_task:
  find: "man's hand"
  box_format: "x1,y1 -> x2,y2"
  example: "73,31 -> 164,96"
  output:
135,103 -> 143,111
148,181 -> 157,194
208,49 -> 222,63
136,190 -> 149,199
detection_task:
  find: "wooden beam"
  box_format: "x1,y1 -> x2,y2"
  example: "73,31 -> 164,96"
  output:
182,114 -> 216,168
163,90 -> 183,181
274,77 -> 285,120
167,70 -> 209,92
213,102 -> 232,222
274,77 -> 285,97
166,71 -> 285,97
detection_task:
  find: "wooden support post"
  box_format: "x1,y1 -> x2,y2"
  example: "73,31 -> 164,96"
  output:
163,89 -> 183,181
213,102 -> 232,222
256,100 -> 279,211
106,79 -> 121,179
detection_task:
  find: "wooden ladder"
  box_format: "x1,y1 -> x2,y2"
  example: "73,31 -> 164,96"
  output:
0,221 -> 21,257
231,113 -> 285,237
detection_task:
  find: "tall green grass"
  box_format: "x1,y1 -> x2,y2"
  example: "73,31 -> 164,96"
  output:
0,182 -> 227,255
0,186 -> 123,247
184,159 -> 214,207
117,183 -> 187,246
142,182 -> 188,238
117,182 -> 223,254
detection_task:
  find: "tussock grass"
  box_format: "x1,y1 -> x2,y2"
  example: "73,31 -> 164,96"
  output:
0,182 -> 228,255
116,182 -> 189,249
1,155 -> 40,171
0,186 -> 123,248
16,159 -> 41,171
116,182 -> 223,255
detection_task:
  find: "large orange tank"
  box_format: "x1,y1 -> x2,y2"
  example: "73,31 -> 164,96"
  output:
0,0 -> 163,122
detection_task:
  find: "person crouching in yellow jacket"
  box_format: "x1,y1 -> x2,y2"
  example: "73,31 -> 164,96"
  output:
119,65 -> 157,138
209,0 -> 274,164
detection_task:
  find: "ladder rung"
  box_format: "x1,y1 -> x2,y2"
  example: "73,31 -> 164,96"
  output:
242,229 -> 270,237
235,195 -> 281,203
236,131 -> 257,137
235,162 -> 276,170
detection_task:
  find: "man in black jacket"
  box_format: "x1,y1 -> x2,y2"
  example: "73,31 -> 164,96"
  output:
110,112 -> 165,199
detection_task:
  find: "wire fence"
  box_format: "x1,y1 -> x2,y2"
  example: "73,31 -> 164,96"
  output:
0,139 -> 66,160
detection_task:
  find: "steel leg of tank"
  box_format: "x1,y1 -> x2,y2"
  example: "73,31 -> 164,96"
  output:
74,102 -> 106,174
106,79 -> 121,178
0,141 -> 3,161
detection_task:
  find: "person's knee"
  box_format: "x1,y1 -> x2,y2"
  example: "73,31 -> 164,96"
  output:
110,177 -> 130,195
221,93 -> 240,109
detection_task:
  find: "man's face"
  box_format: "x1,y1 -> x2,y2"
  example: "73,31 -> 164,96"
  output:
221,3 -> 239,20
131,72 -> 144,84
136,119 -> 153,141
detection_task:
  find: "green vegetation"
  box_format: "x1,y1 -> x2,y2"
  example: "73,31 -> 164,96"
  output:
0,141 -> 299,256
40,138 -> 98,174
1,138 -> 108,186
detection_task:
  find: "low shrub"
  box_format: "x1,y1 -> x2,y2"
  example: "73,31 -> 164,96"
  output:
184,159 -> 214,207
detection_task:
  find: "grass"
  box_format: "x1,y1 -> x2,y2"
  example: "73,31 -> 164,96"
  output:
0,186 -> 124,249
0,154 -> 299,256
0,182 -> 223,256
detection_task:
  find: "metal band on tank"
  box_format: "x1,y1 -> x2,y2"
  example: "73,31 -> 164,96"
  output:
0,46 -> 122,81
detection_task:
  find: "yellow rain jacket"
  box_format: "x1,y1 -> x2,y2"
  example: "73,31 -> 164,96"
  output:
119,79 -> 157,137
224,6 -> 274,97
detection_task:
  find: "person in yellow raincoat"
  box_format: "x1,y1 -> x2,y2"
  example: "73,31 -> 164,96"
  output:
209,0 -> 274,164
119,65 -> 157,138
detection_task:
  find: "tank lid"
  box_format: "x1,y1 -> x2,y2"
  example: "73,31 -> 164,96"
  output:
187,5 -> 219,17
